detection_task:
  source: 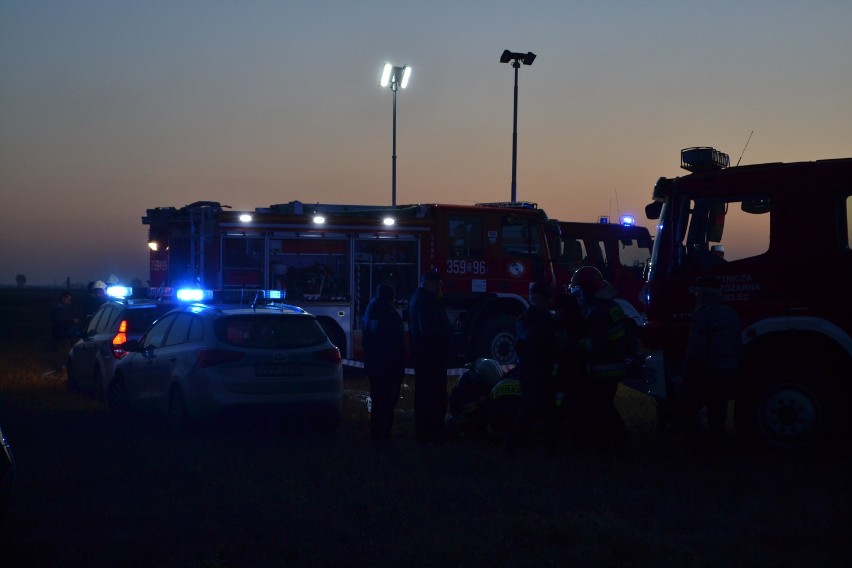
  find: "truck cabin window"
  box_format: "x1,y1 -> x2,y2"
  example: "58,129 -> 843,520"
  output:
677,196 -> 770,271
501,215 -> 541,258
448,217 -> 483,258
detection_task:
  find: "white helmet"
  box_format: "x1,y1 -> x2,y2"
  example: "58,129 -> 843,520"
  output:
93,280 -> 107,290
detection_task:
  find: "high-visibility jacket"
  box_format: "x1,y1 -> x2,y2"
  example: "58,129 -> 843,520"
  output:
581,298 -> 633,380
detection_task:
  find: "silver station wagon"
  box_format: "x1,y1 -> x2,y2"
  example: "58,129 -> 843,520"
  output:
108,301 -> 343,429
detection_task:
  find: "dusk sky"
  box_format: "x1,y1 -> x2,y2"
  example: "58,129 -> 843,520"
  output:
2,1 -> 850,286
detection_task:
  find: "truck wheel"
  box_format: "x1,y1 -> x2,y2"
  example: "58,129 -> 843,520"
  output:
736,346 -> 847,453
475,314 -> 517,365
736,381 -> 825,452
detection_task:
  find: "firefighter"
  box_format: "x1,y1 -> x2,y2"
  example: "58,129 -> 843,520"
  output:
505,281 -> 557,451
570,266 -> 635,453
408,272 -> 452,445
682,276 -> 742,450
361,283 -> 406,445
83,280 -> 107,326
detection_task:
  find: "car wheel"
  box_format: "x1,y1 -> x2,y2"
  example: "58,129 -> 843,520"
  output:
168,387 -> 189,429
92,368 -> 105,401
106,374 -> 129,413
66,360 -> 80,393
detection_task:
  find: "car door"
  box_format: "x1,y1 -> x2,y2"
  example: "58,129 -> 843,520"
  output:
125,314 -> 176,412
140,313 -> 198,413
71,305 -> 114,388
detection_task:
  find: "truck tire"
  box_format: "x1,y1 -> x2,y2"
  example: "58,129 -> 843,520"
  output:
475,313 -> 517,365
735,356 -> 840,452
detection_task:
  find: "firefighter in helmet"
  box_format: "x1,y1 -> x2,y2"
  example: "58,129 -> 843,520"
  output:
569,266 -> 635,453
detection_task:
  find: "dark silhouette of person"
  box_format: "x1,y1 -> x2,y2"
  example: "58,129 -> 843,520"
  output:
408,272 -> 452,445
683,276 -> 742,450
49,290 -> 77,373
361,283 -> 406,444
571,266 -> 634,454
505,281 -> 556,451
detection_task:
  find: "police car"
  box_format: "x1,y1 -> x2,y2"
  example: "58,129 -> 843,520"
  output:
67,286 -> 179,399
106,290 -> 343,430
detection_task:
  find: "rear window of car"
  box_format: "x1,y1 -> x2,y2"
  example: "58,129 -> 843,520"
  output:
214,315 -> 328,349
125,305 -> 175,334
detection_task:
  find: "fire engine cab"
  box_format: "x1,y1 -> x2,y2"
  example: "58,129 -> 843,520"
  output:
143,200 -> 561,365
642,147 -> 852,450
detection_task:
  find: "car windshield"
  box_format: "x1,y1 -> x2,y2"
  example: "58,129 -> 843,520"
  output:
214,315 -> 328,349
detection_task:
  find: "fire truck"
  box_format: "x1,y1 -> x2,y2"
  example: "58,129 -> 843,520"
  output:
642,147 -> 852,450
143,200 -> 561,365
553,218 -> 652,313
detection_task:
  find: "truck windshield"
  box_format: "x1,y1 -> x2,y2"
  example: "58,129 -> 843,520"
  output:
655,194 -> 771,276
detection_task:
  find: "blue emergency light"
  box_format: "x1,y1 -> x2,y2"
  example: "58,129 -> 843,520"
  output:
106,286 -> 132,299
176,288 -> 213,302
620,214 -> 635,226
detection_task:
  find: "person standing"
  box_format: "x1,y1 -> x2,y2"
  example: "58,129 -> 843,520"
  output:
49,290 -> 77,373
505,281 -> 556,451
408,271 -> 452,445
570,266 -> 635,452
683,276 -> 742,450
551,292 -> 587,443
361,283 -> 406,445
83,280 -> 107,326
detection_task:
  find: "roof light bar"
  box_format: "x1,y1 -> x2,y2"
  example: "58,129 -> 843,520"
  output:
106,286 -> 133,299
176,288 -> 213,302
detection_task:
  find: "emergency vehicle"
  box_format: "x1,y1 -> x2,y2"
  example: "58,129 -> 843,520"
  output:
143,200 -> 561,365
553,217 -> 652,312
642,147 -> 852,450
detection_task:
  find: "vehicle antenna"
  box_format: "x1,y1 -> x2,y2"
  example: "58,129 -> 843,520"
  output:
614,189 -> 621,219
736,130 -> 754,167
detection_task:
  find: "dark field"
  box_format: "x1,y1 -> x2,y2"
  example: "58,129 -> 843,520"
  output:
1,288 -> 850,567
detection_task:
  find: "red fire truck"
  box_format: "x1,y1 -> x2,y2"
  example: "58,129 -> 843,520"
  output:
642,147 -> 852,450
143,200 -> 561,365
553,218 -> 652,313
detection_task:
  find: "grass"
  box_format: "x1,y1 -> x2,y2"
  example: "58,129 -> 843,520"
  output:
1,288 -> 851,566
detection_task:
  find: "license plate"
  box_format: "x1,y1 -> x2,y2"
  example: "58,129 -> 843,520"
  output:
256,364 -> 303,377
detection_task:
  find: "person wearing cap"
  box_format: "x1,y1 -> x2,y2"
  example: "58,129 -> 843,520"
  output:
569,266 -> 635,453
83,280 -> 107,326
505,281 -> 557,451
361,283 -> 406,445
683,276 -> 742,450
408,271 -> 452,445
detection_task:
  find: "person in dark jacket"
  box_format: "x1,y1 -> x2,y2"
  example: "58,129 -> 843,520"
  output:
683,276 -> 743,449
361,283 -> 407,444
83,280 -> 107,327
570,266 -> 634,452
551,292 -> 587,443
408,272 -> 452,445
505,281 -> 556,450
49,290 -> 77,373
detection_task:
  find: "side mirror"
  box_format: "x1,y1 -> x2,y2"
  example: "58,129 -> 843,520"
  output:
645,201 -> 662,220
123,339 -> 141,353
741,198 -> 771,214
